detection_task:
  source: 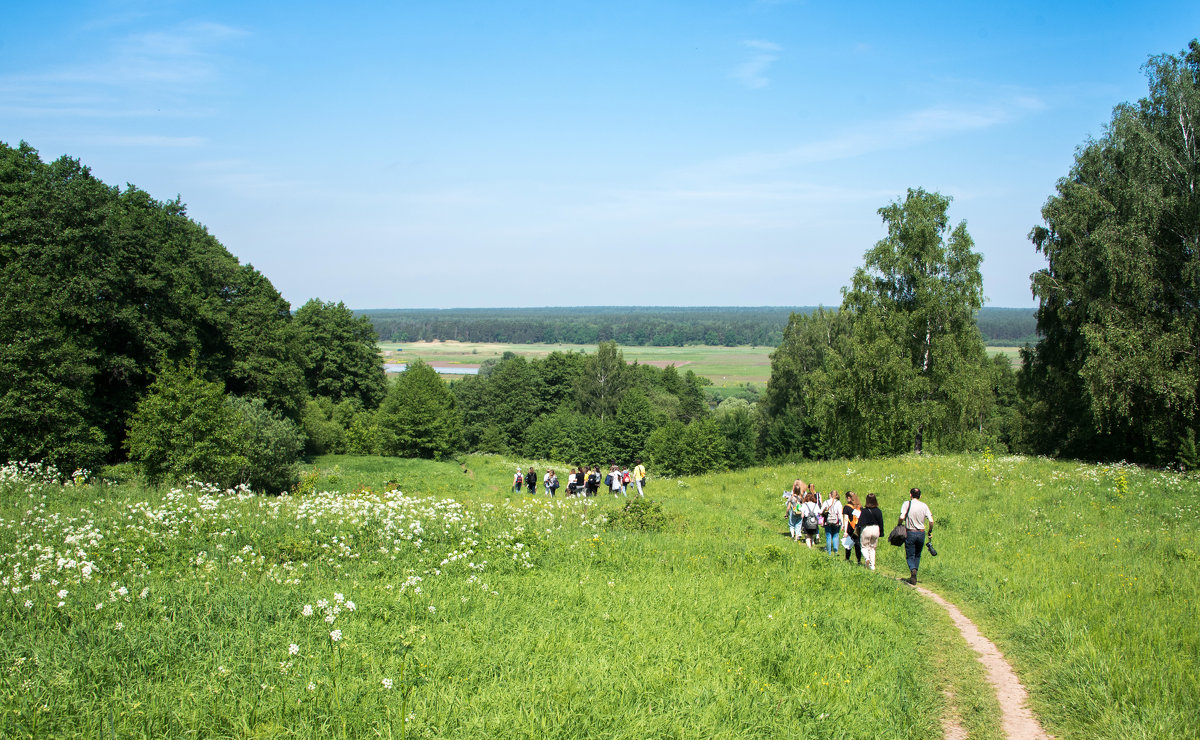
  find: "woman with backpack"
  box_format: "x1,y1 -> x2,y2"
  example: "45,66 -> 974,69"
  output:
608,465 -> 623,497
842,491 -> 863,565
821,490 -> 842,555
855,493 -> 885,571
525,468 -> 537,496
784,480 -> 805,540
799,492 -> 821,549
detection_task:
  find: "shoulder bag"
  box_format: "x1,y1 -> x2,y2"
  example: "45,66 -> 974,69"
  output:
887,502 -> 911,547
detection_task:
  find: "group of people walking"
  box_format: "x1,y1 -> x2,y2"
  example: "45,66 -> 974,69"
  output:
513,461 -> 648,498
784,479 -> 934,584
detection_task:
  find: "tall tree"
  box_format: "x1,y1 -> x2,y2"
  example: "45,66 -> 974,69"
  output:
575,341 -> 631,421
294,299 -> 386,409
834,188 -> 989,455
760,307 -> 846,457
125,356 -> 247,487
483,355 -> 545,452
376,360 -> 462,459
609,389 -> 658,463
0,142 -> 306,468
1024,40 -> 1200,465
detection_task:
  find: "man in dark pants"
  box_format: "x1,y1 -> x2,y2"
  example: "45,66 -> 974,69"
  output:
900,487 -> 933,585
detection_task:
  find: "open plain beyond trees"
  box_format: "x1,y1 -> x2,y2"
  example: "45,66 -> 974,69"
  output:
2,453 -> 1195,739
382,341 -> 1021,388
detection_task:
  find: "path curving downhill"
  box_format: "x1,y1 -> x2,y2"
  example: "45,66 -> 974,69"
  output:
914,584 -> 1052,740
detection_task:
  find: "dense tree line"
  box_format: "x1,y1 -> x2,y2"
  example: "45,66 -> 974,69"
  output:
364,306 -> 1036,348
443,342 -> 752,476
1018,40 -> 1200,468
0,142 -> 386,488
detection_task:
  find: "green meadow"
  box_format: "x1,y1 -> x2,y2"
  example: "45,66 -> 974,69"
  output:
1,453 -> 1195,738
381,341 -> 1020,388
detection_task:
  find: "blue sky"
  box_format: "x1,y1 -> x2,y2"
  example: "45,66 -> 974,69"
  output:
3,1 -> 1197,309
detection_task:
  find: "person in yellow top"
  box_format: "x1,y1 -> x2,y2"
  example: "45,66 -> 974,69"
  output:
632,460 -> 647,497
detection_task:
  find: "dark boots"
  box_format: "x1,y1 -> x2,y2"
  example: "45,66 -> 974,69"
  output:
908,569 -> 917,585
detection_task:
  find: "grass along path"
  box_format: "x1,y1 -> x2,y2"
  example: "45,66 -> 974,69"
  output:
5,453 -> 1193,737
916,585 -> 1049,740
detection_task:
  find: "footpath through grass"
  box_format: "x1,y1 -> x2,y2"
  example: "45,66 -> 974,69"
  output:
3,452 -> 1194,738
702,453 -> 1199,739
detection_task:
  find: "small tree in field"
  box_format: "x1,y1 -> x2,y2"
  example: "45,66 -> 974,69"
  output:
125,356 -> 246,486
376,360 -> 463,459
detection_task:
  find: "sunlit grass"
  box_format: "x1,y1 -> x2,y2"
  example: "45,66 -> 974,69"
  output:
3,453 -> 1193,737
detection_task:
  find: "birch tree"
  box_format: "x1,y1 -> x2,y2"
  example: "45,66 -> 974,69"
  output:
838,188 -> 989,455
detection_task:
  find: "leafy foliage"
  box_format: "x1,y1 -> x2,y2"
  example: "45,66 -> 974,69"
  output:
763,190 -> 1002,459
376,360 -> 463,459
1023,40 -> 1200,465
294,299 -> 386,409
0,141 -> 304,469
645,419 -> 726,476
227,396 -> 306,493
607,497 -> 669,531
124,356 -> 247,487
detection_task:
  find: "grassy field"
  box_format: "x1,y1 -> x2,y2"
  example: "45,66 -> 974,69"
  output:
2,453 -> 1193,738
381,341 -> 1022,387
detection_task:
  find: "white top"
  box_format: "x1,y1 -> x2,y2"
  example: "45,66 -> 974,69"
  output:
822,499 -> 842,524
901,499 -> 933,530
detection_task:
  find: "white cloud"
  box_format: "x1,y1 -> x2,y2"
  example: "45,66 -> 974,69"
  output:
730,39 -> 782,89
83,134 -> 208,147
681,95 -> 1046,180
0,21 -> 247,119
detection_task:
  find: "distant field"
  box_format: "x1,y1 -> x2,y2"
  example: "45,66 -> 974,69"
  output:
381,341 -> 1023,387
380,341 -> 776,387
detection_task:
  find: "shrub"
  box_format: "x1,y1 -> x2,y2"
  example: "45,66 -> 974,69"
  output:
125,356 -> 247,487
607,497 -> 668,532
300,397 -> 348,456
228,397 -> 306,493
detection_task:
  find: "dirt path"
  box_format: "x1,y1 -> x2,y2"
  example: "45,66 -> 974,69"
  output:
914,584 -> 1051,740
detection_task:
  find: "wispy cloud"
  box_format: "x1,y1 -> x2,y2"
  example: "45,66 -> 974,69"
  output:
0,21 -> 247,119
682,95 -> 1046,180
82,134 -> 208,147
730,39 -> 782,89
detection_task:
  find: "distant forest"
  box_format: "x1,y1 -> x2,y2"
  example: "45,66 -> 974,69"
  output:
362,306 -> 1038,347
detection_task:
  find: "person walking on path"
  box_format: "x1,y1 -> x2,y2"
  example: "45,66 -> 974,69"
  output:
821,490 -> 842,555
513,468 -> 524,493
608,465 -> 624,497
856,493 -> 885,571
842,492 -> 862,564
632,460 -> 647,496
784,480 -> 805,540
900,487 -> 934,585
525,468 -> 537,496
799,492 -> 821,549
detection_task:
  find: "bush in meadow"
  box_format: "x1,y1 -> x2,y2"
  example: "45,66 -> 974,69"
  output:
125,355 -> 247,487
228,396 -> 306,493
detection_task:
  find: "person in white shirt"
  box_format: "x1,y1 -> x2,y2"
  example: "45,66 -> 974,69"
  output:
900,487 -> 933,585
